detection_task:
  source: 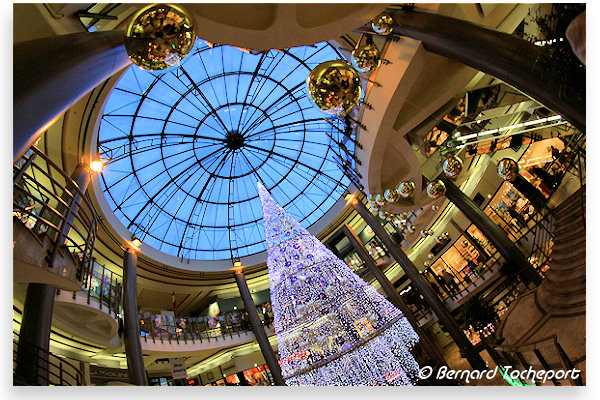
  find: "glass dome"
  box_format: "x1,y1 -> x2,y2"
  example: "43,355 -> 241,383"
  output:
97,40 -> 353,261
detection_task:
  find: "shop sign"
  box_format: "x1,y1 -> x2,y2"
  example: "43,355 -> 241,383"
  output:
169,357 -> 187,379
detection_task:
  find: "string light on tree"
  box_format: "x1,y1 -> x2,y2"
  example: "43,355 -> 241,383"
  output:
257,183 -> 420,385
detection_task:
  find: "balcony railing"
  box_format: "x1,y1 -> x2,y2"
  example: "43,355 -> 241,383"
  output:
139,306 -> 274,345
13,332 -> 84,386
13,146 -> 97,284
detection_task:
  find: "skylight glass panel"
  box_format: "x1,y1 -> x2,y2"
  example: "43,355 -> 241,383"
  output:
98,40 -> 352,260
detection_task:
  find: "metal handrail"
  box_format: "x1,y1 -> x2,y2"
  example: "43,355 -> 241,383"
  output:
139,305 -> 274,345
493,335 -> 583,386
13,333 -> 84,386
13,146 -> 98,284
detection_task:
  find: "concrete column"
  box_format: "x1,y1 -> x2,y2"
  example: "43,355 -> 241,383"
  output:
233,269 -> 286,386
123,249 -> 147,385
442,177 -> 542,286
389,10 -> 585,133
15,283 -> 56,385
14,31 -> 131,161
339,224 -> 446,366
350,198 -> 487,370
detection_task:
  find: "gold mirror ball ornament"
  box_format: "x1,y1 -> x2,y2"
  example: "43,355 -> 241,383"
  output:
375,193 -> 386,206
352,43 -> 382,73
420,230 -> 428,238
423,261 -> 430,268
407,224 -> 416,233
367,193 -> 377,204
426,180 -> 446,199
461,240 -> 469,248
397,181 -> 415,198
125,3 -> 196,71
442,155 -> 463,179
427,253 -> 434,260
306,60 -> 362,115
384,188 -> 400,203
372,13 -> 394,35
435,235 -> 443,244
498,158 -> 520,181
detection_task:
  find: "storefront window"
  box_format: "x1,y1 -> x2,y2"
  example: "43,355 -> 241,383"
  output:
365,237 -> 386,261
466,225 -> 496,256
518,137 -> 565,197
485,182 -> 534,241
343,252 -> 364,272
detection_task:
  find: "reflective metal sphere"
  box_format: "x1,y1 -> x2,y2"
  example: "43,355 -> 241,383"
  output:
420,230 -> 428,238
442,155 -> 463,179
375,193 -> 386,206
423,261 -> 430,268
431,205 -> 439,211
371,204 -> 379,212
442,232 -> 450,239
367,193 -> 376,204
306,60 -> 362,115
407,224 -> 416,233
435,235 -> 443,244
399,220 -> 407,228
498,158 -> 520,181
426,180 -> 446,199
427,253 -> 434,260
461,240 -> 469,248
372,13 -> 394,35
125,4 -> 196,71
352,44 -> 381,73
384,188 -> 400,203
427,229 -> 434,236
397,181 -> 415,198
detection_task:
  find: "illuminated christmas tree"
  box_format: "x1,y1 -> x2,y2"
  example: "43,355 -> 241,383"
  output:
257,182 -> 420,386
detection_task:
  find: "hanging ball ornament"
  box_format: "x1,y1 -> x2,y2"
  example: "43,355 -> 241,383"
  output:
371,204 -> 379,212
442,232 -> 450,239
461,240 -> 469,248
397,181 -> 415,198
426,180 -> 446,199
306,60 -> 362,115
375,193 -> 386,206
427,253 -> 434,260
408,224 -> 416,233
372,13 -> 394,35
125,4 -> 196,71
420,230 -> 428,238
423,261 -> 430,268
442,155 -> 464,179
435,235 -> 444,244
427,229 -> 434,236
378,211 -> 387,220
497,158 -> 520,181
367,193 -> 376,204
352,42 -> 382,73
431,205 -> 439,211
384,188 -> 400,203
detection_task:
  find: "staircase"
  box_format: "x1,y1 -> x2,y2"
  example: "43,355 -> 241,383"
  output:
536,186 -> 586,316
495,185 -> 586,384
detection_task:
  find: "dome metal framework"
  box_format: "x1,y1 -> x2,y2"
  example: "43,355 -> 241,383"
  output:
97,40 -> 354,261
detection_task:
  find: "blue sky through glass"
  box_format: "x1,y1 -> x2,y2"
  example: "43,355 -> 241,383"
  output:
98,40 -> 352,260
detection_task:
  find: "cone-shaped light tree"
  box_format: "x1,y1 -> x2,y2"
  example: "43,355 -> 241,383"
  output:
257,182 -> 420,385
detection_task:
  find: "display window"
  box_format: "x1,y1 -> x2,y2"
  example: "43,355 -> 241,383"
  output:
343,252 -> 363,272
518,137 -> 565,197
